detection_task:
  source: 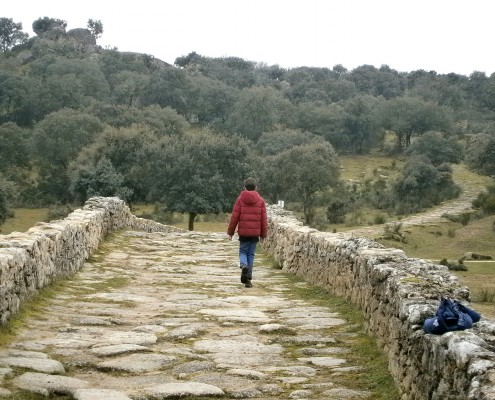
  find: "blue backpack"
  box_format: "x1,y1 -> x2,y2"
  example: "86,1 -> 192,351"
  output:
423,298 -> 481,335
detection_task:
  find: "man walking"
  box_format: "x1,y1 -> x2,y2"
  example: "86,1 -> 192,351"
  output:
227,177 -> 268,288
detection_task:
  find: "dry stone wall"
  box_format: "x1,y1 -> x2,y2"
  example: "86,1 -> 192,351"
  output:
261,205 -> 495,400
0,197 -> 181,325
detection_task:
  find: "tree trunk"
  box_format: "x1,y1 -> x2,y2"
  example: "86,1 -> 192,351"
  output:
405,131 -> 412,148
188,212 -> 197,231
303,195 -> 315,225
358,137 -> 365,153
396,132 -> 404,152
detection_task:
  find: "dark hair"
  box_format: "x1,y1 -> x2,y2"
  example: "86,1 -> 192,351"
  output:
244,177 -> 256,191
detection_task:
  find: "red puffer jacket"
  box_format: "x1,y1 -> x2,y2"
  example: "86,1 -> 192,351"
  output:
227,190 -> 268,238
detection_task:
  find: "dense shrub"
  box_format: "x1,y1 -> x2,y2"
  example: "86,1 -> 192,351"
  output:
381,222 -> 406,242
472,185 -> 495,215
0,173 -> 15,225
373,213 -> 387,224
475,289 -> 495,303
439,258 -> 468,271
44,203 -> 73,222
442,212 -> 471,226
390,156 -> 461,214
406,131 -> 464,166
465,133 -> 495,176
327,200 -> 347,224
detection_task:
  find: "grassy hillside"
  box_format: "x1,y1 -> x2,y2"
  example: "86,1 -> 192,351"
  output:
338,156 -> 495,319
377,216 -> 495,318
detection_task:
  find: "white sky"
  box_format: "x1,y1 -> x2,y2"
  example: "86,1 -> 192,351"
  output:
3,0 -> 494,76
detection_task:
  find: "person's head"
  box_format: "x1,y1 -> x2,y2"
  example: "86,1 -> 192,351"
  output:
244,177 -> 256,191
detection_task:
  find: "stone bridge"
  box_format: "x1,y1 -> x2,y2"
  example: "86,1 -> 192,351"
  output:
0,197 -> 494,400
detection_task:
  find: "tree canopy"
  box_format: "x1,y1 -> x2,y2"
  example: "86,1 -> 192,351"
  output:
0,173 -> 15,226
32,17 -> 67,36
136,130 -> 254,230
379,97 -> 453,150
465,134 -> 495,176
70,156 -> 131,203
87,19 -> 103,39
406,131 -> 464,166
262,141 -> 341,224
0,18 -> 28,52
391,156 -> 460,214
1,16 -> 494,229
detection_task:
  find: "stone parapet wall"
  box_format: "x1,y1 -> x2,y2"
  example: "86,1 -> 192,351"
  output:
0,197 -> 181,325
262,206 -> 495,400
1,198 -> 493,399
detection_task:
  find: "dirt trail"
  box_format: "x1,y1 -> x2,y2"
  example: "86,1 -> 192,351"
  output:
344,164 -> 493,238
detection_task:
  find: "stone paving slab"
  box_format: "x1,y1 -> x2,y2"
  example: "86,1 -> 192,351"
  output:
142,382 -> 225,398
0,356 -> 64,374
73,388 -> 133,400
0,229 -> 390,398
12,372 -> 89,395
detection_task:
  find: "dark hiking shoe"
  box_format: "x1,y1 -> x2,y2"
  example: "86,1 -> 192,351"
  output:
240,265 -> 249,283
245,281 -> 252,288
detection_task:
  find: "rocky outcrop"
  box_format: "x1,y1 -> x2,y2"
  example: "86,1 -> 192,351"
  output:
32,19 -> 66,37
119,52 -> 171,69
262,205 -> 495,400
66,28 -> 96,47
0,197 -> 181,325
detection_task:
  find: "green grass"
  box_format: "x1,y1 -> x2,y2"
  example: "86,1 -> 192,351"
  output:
450,163 -> 494,193
376,216 -> 495,261
450,261 -> 495,318
171,221 -> 226,232
0,208 -> 50,234
62,275 -> 135,307
339,154 -> 403,182
0,279 -> 70,348
130,203 -> 155,216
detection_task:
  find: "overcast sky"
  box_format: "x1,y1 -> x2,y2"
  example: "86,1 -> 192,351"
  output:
3,0 -> 494,76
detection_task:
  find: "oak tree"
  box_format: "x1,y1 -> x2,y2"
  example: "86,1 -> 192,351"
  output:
0,18 -> 28,52
140,130 -> 254,230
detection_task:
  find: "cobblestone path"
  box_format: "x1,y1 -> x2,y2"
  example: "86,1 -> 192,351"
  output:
0,230 -> 393,399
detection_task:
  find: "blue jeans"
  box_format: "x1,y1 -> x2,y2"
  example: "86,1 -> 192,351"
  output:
239,241 -> 257,279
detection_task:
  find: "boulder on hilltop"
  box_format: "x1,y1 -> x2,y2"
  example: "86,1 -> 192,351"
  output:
67,28 -> 96,47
